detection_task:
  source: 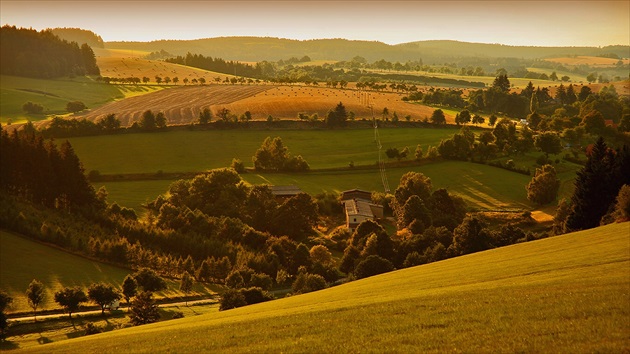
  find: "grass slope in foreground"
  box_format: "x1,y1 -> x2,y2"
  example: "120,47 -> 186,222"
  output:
33,222 -> 630,353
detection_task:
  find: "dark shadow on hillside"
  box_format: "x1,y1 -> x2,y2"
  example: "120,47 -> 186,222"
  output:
0,340 -> 20,350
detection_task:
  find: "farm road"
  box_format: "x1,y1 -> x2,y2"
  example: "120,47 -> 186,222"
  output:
8,298 -> 217,323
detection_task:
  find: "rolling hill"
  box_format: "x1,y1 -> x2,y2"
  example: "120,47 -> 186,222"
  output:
106,37 -> 630,62
24,222 -> 630,353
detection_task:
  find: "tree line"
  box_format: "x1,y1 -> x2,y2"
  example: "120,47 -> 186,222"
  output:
0,25 -> 99,78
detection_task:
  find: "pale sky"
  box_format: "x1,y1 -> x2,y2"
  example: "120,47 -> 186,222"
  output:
1,0 -> 629,47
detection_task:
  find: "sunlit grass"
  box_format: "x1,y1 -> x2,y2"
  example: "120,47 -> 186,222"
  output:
21,222 -> 629,353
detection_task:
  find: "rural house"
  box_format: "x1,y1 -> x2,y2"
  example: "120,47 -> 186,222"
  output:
341,189 -> 384,230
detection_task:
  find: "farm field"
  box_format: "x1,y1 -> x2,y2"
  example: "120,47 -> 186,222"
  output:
0,75 -> 155,124
545,55 -> 630,67
72,128 -> 581,212
23,222 -> 630,353
0,230 -> 216,314
68,127 -> 462,174
94,48 -> 234,85
74,83 -> 449,126
97,158 -> 574,214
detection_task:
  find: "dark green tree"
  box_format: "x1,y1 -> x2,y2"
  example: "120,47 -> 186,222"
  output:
179,271 -> 194,305
430,109 -> 446,124
198,108 -> 213,124
219,288 -> 247,311
492,74 -> 510,92
449,216 -> 492,256
133,268 -> 167,292
534,132 -> 562,158
0,290 -> 12,341
88,283 -> 121,314
66,101 -> 87,113
564,138 -> 621,231
527,164 -> 561,205
325,102 -> 348,127
122,275 -> 138,305
26,279 -> 45,320
354,255 -> 394,279
129,291 -> 160,325
54,287 -> 88,318
139,110 -> 156,130
22,102 -> 43,114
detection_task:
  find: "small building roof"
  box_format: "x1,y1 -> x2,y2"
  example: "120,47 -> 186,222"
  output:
341,189 -> 372,201
270,185 -> 302,197
344,199 -> 375,218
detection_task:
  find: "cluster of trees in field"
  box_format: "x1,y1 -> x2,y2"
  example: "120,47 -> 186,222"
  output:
0,26 -> 99,78
165,53 -> 262,78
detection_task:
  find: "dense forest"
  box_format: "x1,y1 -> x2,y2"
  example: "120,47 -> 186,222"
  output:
0,25 -> 100,78
50,27 -> 105,48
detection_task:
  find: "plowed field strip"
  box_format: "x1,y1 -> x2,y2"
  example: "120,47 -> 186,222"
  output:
77,85 -> 273,126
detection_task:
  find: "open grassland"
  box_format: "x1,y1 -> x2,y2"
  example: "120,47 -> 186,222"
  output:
0,76 -> 149,124
0,230 -> 216,314
25,222 -> 630,353
68,128 -> 461,174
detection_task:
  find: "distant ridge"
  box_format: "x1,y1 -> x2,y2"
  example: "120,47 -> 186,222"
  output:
106,37 -> 630,62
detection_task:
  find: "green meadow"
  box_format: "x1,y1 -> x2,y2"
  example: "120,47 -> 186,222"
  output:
74,128 -> 581,212
22,222 -> 630,353
68,127 -> 460,174
0,230 -> 216,314
0,75 -> 161,123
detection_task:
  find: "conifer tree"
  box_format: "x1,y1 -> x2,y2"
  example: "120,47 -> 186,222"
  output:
564,138 -> 616,231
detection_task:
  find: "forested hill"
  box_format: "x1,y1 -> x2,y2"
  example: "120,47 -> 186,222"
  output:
106,37 -> 630,62
0,26 -> 100,78
50,27 -> 105,48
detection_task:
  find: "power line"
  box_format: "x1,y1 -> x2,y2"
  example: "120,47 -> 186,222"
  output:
366,96 -> 390,194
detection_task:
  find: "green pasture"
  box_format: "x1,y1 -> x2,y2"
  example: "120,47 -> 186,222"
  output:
96,157 -> 579,213
23,222 -> 630,353
0,75 -> 161,124
0,230 -> 216,314
68,127 -> 460,175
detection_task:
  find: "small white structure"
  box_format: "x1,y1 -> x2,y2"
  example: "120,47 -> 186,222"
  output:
340,189 -> 384,230
106,299 -> 120,311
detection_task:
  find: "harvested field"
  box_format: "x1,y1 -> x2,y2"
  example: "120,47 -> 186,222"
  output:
75,85 -> 273,126
95,48 -> 232,85
76,84 -> 451,126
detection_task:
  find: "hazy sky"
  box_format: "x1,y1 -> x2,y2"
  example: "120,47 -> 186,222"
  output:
1,1 -> 629,47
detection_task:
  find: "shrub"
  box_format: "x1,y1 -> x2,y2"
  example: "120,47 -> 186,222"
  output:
84,322 -> 102,335
240,287 -> 274,305
171,311 -> 184,319
354,255 -> 394,279
219,288 -> 246,311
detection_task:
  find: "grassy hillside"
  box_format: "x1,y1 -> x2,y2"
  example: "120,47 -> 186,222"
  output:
0,230 -> 215,313
68,128 -> 461,174
27,222 -> 630,353
0,76 -> 132,124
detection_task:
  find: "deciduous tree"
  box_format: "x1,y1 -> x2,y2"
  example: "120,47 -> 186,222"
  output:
54,287 -> 87,318
527,164 -> 560,205
129,291 -> 160,325
88,283 -> 121,314
26,279 -> 45,320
